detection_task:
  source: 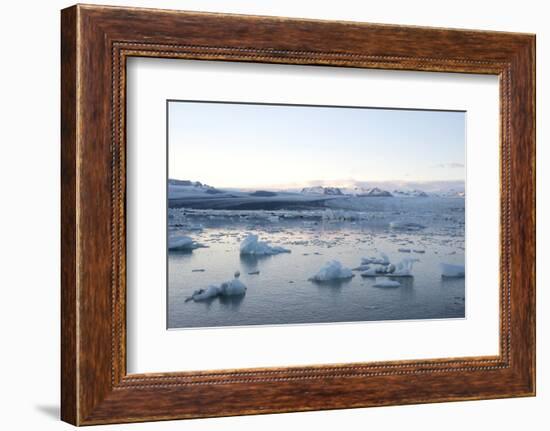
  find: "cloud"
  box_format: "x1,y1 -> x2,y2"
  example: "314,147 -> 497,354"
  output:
432,162 -> 465,169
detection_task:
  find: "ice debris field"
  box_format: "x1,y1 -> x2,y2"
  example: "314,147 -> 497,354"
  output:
167,183 -> 466,328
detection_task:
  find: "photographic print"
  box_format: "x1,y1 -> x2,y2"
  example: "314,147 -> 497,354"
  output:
167,101 -> 466,329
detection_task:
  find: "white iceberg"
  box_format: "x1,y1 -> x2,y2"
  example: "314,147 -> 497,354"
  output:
185,285 -> 221,302
361,258 -> 418,277
361,252 -> 390,265
309,260 -> 354,282
372,278 -> 401,288
440,263 -> 465,278
219,278 -> 248,296
168,235 -> 205,251
186,271 -> 247,302
239,234 -> 291,256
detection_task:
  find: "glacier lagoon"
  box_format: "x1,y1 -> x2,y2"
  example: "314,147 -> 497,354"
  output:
167,193 -> 465,329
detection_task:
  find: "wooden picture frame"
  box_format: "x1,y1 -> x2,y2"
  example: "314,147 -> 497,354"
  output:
61,4 -> 535,425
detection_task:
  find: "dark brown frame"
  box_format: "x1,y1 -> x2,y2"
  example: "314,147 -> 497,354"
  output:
61,4 -> 536,426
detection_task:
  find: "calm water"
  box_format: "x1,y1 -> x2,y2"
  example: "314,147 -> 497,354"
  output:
167,197 -> 465,329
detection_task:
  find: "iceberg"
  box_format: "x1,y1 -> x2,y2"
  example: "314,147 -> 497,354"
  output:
185,271 -> 247,302
219,278 -> 248,296
440,263 -> 465,278
361,252 -> 390,265
372,278 -> 401,288
309,260 -> 354,282
168,235 -> 205,251
185,285 -> 221,302
239,234 -> 291,256
361,258 -> 418,277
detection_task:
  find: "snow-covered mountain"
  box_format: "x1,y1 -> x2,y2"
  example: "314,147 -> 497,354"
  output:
351,187 -> 393,197
168,179 -> 223,196
301,186 -> 344,196
392,189 -> 429,198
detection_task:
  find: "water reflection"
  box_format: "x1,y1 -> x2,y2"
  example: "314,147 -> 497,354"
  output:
394,277 -> 416,301
169,249 -> 195,260
239,254 -> 271,272
310,277 -> 354,292
219,294 -> 245,310
192,297 -> 217,309
439,276 -> 464,289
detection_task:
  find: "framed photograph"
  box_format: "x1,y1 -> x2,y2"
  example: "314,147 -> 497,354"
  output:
61,4 -> 536,425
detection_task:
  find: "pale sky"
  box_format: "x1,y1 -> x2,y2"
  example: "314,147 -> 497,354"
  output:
168,100 -> 465,189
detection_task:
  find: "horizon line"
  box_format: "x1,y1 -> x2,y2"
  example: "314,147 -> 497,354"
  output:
168,178 -> 466,190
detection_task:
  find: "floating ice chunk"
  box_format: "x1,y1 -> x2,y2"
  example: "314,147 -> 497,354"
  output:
186,272 -> 247,302
393,258 -> 419,276
361,252 -> 390,265
361,264 -> 396,276
309,260 -> 354,282
373,278 -> 401,288
239,234 -> 291,255
440,263 -> 465,278
168,235 -> 205,251
185,285 -> 221,302
361,258 -> 418,277
352,264 -> 371,271
219,278 -> 248,296
389,221 -> 426,231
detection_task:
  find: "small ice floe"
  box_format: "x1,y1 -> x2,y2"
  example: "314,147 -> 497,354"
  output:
219,274 -> 247,296
168,235 -> 205,251
352,264 -> 371,272
361,258 -> 419,277
389,221 -> 426,231
239,234 -> 291,256
361,253 -> 390,266
440,263 -> 465,278
185,271 -> 247,302
353,253 -> 391,270
372,278 -> 401,288
185,285 -> 221,302
309,260 -> 354,282
398,248 -> 411,253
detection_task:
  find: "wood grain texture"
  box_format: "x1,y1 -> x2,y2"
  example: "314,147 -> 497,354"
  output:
60,4 -> 536,425
60,5 -> 78,425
